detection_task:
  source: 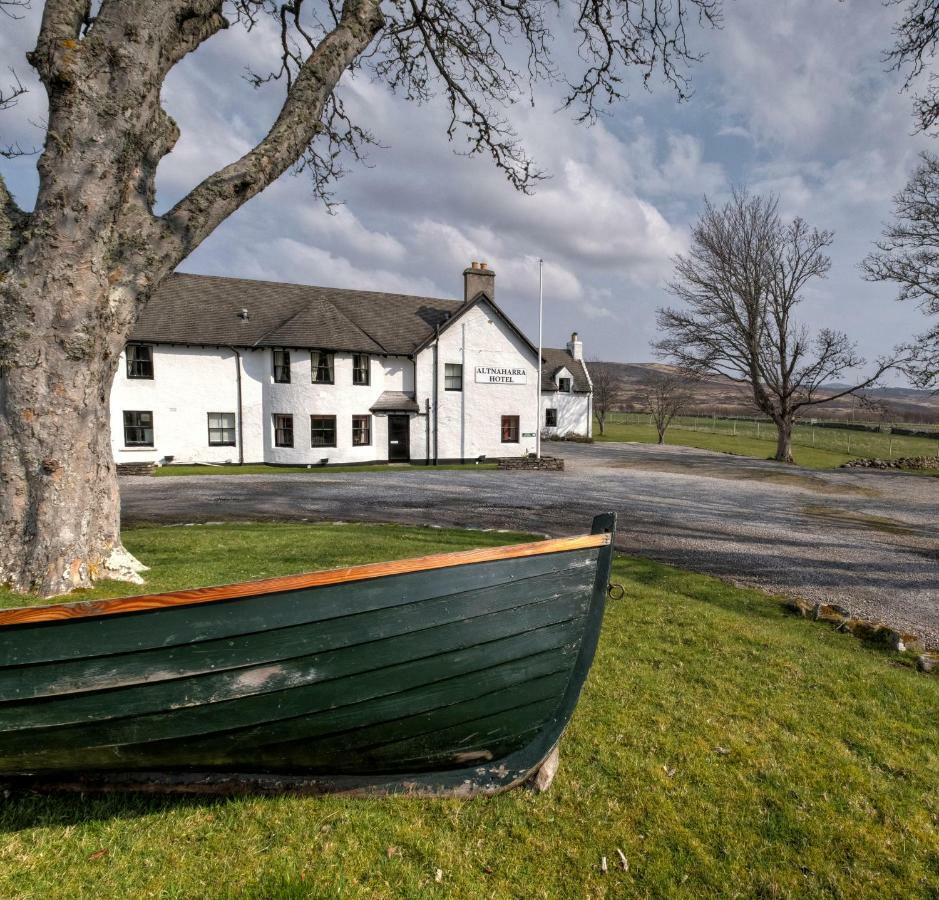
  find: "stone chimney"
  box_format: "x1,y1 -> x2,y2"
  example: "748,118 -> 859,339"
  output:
567,331 -> 583,360
463,260 -> 495,303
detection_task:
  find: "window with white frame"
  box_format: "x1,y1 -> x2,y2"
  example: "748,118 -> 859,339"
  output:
311,350 -> 334,384
311,415 -> 337,447
126,344 -> 154,379
501,415 -> 519,443
352,414 -> 371,446
123,410 -> 153,446
207,412 -> 236,446
352,354 -> 370,386
558,376 -> 572,392
273,414 -> 294,447
444,363 -> 463,391
273,349 -> 291,383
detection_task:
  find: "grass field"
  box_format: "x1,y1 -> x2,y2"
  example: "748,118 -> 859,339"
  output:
154,462 -> 498,477
598,414 -> 939,469
1,523 -> 937,898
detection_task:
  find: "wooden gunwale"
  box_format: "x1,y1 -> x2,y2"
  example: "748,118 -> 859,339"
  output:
0,533 -> 610,628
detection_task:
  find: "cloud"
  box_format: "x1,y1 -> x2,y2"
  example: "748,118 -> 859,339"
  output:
0,1 -> 930,373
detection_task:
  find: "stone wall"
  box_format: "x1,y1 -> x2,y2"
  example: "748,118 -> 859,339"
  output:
498,456 -> 564,471
842,455 -> 939,471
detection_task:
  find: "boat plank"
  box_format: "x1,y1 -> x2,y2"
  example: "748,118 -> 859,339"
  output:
343,700 -> 558,770
0,623 -> 582,761
0,594 -> 588,731
249,672 -> 570,766
0,647 -> 578,773
1,567 -> 594,701
0,534 -> 610,628
0,550 -> 600,666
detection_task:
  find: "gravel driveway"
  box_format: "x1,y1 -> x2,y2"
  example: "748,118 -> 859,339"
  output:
121,442 -> 939,648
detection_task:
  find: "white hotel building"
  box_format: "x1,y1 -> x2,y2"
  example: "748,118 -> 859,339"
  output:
110,263 -> 592,468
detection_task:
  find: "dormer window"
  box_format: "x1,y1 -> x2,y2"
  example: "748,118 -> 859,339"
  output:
126,344 -> 153,379
311,350 -> 334,384
558,377 -> 572,392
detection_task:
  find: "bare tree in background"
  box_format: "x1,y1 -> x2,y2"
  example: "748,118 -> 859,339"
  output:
636,370 -> 696,444
588,360 -> 622,436
863,152 -> 939,388
0,0 -> 721,597
864,2 -> 939,388
655,190 -> 897,463
887,0 -> 939,135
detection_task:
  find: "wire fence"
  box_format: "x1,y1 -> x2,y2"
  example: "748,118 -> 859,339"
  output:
604,412 -> 939,459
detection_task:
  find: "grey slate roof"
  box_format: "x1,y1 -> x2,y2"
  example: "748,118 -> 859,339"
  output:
541,347 -> 591,392
131,273 -> 460,355
370,391 -> 420,413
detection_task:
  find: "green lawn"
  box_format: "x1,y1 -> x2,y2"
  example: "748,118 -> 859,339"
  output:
598,415 -> 939,470
1,523 -> 937,898
596,420 -> 854,468
154,462 -> 498,477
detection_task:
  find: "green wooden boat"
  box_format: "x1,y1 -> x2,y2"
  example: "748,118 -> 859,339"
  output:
0,513 -> 616,796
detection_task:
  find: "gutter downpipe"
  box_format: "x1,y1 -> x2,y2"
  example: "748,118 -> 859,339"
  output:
433,324 -> 440,466
229,346 -> 244,465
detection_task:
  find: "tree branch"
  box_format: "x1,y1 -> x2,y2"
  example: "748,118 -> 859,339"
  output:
159,0 -> 383,258
28,0 -> 92,85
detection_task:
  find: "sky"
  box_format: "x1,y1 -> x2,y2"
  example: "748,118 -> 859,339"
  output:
0,2 -> 933,381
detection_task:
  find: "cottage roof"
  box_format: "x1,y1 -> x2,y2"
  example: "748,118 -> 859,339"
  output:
131,273 -> 459,355
131,274 -> 591,396
541,347 -> 591,392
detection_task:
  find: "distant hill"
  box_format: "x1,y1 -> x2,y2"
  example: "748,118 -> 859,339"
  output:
591,362 -> 939,425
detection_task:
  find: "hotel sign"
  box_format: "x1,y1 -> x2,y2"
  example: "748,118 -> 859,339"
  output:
475,366 -> 528,385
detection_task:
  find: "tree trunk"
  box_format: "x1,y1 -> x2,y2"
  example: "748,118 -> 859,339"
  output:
0,0 -> 383,598
0,280 -> 147,597
657,426 -> 666,444
597,413 -> 605,435
774,419 -> 794,463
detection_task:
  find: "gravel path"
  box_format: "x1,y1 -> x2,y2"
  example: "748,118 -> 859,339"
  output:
121,442 -> 939,648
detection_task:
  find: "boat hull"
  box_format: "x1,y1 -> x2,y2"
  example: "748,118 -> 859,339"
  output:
0,514 -> 615,795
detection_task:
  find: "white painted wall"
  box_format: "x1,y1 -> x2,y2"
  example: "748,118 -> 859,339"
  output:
110,345 -> 243,465
541,390 -> 591,438
414,301 -> 539,461
108,307 -> 585,466
261,350 -> 391,465
110,346 -> 411,466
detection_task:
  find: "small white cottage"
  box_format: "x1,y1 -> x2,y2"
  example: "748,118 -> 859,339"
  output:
110,263 -> 593,467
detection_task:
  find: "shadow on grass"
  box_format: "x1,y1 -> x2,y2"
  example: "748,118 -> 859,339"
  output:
0,790 -> 228,834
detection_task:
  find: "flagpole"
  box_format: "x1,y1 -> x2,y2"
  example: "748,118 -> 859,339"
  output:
536,258 -> 543,460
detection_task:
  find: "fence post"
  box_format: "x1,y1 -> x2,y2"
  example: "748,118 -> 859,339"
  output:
812,427 -> 815,447
889,438 -> 893,459
757,421 -> 760,439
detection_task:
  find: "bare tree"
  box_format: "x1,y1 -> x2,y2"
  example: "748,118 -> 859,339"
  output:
588,360 -> 622,436
863,152 -> 939,388
636,369 -> 696,444
886,0 -> 939,135
0,1 -> 721,597
655,190 -> 897,463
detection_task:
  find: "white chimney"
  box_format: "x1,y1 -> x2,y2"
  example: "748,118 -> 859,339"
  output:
567,331 -> 583,360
